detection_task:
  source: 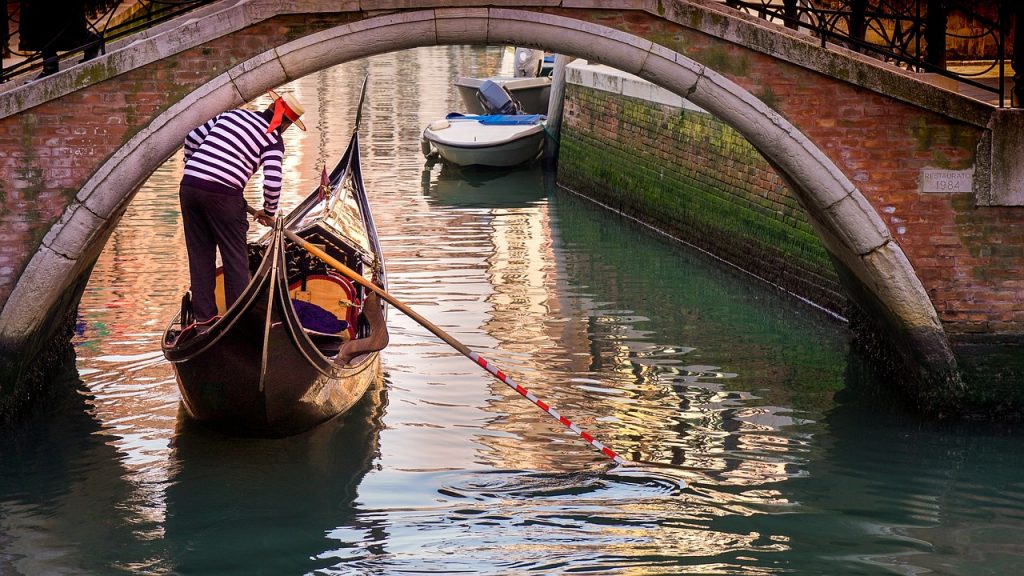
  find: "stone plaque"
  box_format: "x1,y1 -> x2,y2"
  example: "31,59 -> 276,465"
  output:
920,169 -> 973,193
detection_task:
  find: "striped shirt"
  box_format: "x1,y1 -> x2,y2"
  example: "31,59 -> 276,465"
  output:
181,108 -> 285,216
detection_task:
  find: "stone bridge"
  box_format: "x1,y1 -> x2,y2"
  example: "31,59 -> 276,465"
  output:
1,0 -> 1022,417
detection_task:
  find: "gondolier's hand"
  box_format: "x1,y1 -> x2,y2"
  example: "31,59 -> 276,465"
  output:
254,208 -> 276,227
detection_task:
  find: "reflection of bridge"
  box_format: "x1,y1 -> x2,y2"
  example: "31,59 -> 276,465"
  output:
1,1 -> 1022,416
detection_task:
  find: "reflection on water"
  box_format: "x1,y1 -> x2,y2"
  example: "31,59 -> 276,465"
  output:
422,162 -> 548,208
3,46 -> 1024,575
165,379 -> 387,574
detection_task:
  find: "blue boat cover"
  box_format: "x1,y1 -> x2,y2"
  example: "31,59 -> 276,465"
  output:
445,113 -> 546,125
292,299 -> 349,334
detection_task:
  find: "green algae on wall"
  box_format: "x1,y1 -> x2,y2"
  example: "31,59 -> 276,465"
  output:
558,84 -> 843,315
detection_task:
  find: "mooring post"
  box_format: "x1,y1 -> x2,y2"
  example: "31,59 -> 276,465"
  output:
544,54 -> 571,164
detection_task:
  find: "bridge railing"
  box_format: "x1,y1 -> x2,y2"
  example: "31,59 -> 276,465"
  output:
1,0 -> 215,83
722,0 -> 1020,107
2,1 -> 1018,107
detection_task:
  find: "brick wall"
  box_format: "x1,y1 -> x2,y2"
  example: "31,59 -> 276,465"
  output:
558,83 -> 846,316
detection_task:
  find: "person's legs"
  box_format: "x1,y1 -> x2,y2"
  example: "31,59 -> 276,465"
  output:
207,194 -> 251,311
180,185 -> 218,322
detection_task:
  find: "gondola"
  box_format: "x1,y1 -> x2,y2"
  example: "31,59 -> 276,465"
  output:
161,82 -> 388,437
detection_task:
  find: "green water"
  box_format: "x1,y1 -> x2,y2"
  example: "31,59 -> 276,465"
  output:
2,46 -> 1024,575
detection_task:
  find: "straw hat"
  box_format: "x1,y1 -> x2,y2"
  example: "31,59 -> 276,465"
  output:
267,89 -> 306,131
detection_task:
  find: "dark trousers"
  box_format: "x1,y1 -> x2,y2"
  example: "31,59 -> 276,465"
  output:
179,184 -> 250,322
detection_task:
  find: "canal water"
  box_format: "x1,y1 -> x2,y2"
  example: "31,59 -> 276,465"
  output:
4,46 -> 1024,575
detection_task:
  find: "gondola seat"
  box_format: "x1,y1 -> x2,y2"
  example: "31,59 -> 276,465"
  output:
289,273 -> 360,341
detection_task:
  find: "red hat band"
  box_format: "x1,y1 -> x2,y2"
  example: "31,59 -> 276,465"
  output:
267,99 -> 297,134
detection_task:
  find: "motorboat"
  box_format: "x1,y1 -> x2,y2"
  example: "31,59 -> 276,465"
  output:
454,76 -> 551,115
454,48 -> 554,115
422,80 -> 546,168
421,113 -> 546,168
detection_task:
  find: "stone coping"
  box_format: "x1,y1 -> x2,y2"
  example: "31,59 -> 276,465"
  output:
566,59 -> 706,113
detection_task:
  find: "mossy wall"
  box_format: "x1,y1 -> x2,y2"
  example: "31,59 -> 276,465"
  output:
557,84 -> 844,316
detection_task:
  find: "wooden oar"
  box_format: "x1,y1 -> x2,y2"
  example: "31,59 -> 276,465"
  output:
250,206 -> 626,465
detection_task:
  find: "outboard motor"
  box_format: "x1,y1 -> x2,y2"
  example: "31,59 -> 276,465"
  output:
476,80 -> 523,115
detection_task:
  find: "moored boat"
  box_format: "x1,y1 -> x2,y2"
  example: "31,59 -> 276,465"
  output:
161,84 -> 388,437
421,113 -> 546,168
454,46 -> 556,115
454,76 -> 551,115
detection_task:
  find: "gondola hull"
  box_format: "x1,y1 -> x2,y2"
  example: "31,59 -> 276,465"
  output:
164,248 -> 382,437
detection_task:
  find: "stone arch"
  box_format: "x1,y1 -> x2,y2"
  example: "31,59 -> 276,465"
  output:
0,8 -> 957,394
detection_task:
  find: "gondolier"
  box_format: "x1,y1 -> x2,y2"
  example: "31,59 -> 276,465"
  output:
179,90 -> 306,323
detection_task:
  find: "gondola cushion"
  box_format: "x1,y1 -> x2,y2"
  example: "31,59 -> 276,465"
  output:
292,299 -> 349,334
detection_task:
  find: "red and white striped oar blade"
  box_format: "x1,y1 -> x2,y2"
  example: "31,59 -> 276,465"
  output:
468,351 -> 625,465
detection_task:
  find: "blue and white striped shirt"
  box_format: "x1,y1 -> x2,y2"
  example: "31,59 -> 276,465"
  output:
181,108 -> 285,216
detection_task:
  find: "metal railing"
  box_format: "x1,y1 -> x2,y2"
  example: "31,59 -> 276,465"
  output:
721,0 -> 1019,107
2,0 -> 216,83
3,0 -> 1018,106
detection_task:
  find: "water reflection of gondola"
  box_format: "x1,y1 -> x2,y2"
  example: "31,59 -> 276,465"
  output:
421,163 -> 548,209
162,375 -> 388,574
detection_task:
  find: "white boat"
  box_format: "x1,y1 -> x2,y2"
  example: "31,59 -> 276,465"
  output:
454,48 -> 555,115
421,114 -> 546,168
454,76 -> 552,115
